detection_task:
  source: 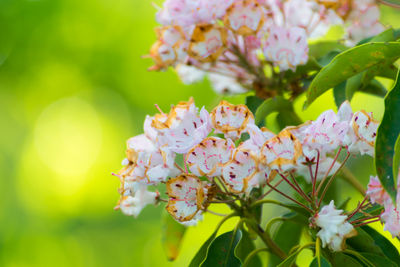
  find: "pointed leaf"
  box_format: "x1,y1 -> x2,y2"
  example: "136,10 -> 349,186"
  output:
375,69 -> 400,201
308,41 -> 347,59
310,256 -> 332,267
246,95 -> 264,115
333,253 -> 363,266
162,211 -> 186,261
360,79 -> 387,98
305,42 -> 400,108
360,253 -> 398,267
201,230 -> 242,267
345,73 -> 363,101
255,96 -> 293,125
346,227 -> 385,256
276,110 -> 302,129
235,229 -> 262,267
361,225 -> 400,264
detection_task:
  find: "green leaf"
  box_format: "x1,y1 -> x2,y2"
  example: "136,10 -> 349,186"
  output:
304,42 -> 400,108
361,225 -> 400,264
277,243 -> 314,267
379,1 -> 400,10
189,215 -> 235,267
310,256 -> 332,267
276,110 -> 302,129
375,69 -> 400,201
393,134 -> 400,182
360,253 -> 398,267
346,227 -> 385,256
246,95 -> 264,115
268,221 -> 303,267
345,73 -> 363,101
360,79 -> 387,98
162,211 -> 186,261
332,253 -> 363,266
255,96 -> 292,125
235,229 -> 262,267
201,230 -> 242,267
333,81 -> 346,108
348,205 -> 384,222
308,41 -> 348,59
370,28 -> 396,42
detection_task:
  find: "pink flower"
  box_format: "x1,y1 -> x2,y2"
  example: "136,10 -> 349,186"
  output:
381,200 -> 400,238
366,176 -> 390,205
263,26 -> 309,71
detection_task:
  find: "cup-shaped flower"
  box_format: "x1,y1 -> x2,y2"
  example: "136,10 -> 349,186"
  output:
119,183 -> 159,218
166,174 -> 205,222
211,100 -> 255,139
186,137 -> 235,177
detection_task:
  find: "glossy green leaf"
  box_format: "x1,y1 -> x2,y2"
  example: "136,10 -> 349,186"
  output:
360,79 -> 387,98
361,225 -> 400,264
201,230 -> 242,267
235,229 -> 262,267
276,110 -> 302,129
310,256 -> 332,267
189,215 -> 234,267
317,51 -> 341,67
375,69 -> 400,201
333,81 -> 346,108
268,221 -> 303,267
255,96 -> 292,125
361,253 -> 398,267
162,211 -> 186,261
394,134 -> 400,180
333,253 -> 363,266
246,95 -> 264,115
305,42 -> 400,108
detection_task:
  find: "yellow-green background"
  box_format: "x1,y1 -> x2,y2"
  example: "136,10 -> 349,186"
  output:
0,1 -> 399,266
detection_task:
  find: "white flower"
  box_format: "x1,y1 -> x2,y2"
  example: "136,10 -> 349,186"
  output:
315,200 -> 356,251
176,64 -> 206,85
119,183 -> 159,218
366,176 -> 390,205
186,137 -> 235,177
208,73 -> 248,95
263,26 -> 309,71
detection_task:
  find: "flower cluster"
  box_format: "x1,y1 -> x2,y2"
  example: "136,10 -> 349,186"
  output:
113,98 -> 392,251
366,174 -> 400,238
149,0 -> 384,95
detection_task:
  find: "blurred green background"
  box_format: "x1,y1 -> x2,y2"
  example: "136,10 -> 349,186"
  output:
0,1 -> 399,266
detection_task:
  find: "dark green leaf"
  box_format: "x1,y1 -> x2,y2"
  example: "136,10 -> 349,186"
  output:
201,230 -> 242,267
360,253 -> 398,267
305,42 -> 400,108
255,96 -> 292,125
246,95 -> 265,115
268,221 -> 303,267
310,256 -> 332,267
235,229 -> 262,267
346,227 -> 385,256
249,187 -> 263,224
361,225 -> 400,264
162,211 -> 186,261
318,51 -> 341,67
332,253 -> 363,266
375,69 -> 400,201
308,41 -> 348,59
276,110 -> 302,129
189,216 -> 234,267
333,81 -> 347,108
393,134 -> 400,182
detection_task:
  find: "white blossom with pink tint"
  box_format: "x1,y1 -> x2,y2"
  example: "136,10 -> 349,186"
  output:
186,137 -> 235,177
315,200 -> 356,251
381,196 -> 400,238
119,183 -> 159,217
263,26 -> 309,71
176,64 -> 206,85
208,73 -> 248,95
366,176 -> 390,205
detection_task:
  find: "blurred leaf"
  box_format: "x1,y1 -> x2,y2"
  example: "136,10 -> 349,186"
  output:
360,253 -> 398,267
346,227 -> 385,256
394,135 -> 400,180
305,42 -> 400,108
360,79 -> 387,98
235,228 -> 262,267
375,69 -> 400,201
310,256 -> 332,267
249,187 -> 263,224
308,41 -> 347,59
276,110 -> 302,129
201,230 -> 242,267
317,51 -> 341,67
246,95 -> 264,115
189,215 -> 235,267
370,28 -> 396,42
333,81 -> 347,108
361,226 -> 400,264
255,96 -> 292,125
277,243 -> 314,267
345,73 -> 363,101
268,221 -> 303,267
332,253 -> 363,266
162,211 -> 186,261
